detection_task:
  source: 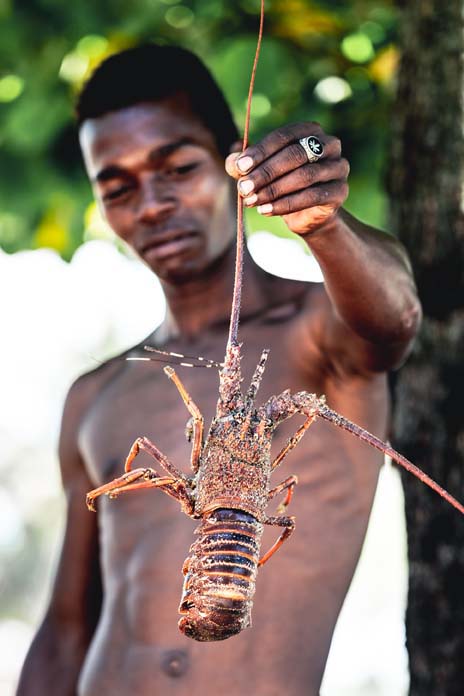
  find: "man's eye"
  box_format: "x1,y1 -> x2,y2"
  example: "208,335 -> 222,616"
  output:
167,162 -> 199,178
102,185 -> 133,202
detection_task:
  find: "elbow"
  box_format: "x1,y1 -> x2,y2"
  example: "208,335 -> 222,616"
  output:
398,293 -> 422,346
385,295 -> 423,371
366,294 -> 422,374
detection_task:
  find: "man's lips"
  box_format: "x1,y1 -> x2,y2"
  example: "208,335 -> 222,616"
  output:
139,230 -> 200,260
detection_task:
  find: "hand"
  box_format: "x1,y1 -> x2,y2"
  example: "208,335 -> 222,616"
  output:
225,123 -> 349,235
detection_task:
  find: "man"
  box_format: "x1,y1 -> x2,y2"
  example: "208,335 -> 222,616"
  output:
17,44 -> 421,695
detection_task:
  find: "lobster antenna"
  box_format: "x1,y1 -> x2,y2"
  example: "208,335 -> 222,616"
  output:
318,404 -> 464,516
85,353 -> 220,370
227,0 -> 265,349
84,349 -> 222,371
143,345 -> 222,367
127,356 -> 222,369
126,346 -> 223,369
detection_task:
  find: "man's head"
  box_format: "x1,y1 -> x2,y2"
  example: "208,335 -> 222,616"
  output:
76,44 -> 239,160
77,45 -> 239,284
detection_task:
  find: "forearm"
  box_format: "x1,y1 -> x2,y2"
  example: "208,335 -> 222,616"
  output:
303,208 -> 421,346
17,616 -> 89,696
226,122 -> 421,361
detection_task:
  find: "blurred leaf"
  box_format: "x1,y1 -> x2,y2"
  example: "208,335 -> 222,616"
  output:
272,0 -> 341,44
0,74 -> 24,102
368,44 -> 399,85
34,215 -> 69,253
33,197 -> 74,254
341,32 -> 375,63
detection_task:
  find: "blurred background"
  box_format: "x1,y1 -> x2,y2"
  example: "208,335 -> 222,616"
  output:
0,1 -> 408,694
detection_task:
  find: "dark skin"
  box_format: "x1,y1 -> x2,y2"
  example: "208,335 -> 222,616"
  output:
17,96 -> 421,696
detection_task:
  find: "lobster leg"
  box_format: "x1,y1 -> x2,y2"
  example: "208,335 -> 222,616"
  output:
86,467 -> 156,511
163,366 -> 204,473
87,434 -> 196,513
125,436 -> 190,484
267,475 -> 298,513
258,514 -> 295,567
271,415 -> 317,470
87,469 -> 195,514
110,476 -> 195,515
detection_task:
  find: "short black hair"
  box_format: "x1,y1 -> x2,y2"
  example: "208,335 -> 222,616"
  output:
76,44 -> 239,158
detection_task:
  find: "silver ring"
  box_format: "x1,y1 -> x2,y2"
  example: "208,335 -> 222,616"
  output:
299,136 -> 324,163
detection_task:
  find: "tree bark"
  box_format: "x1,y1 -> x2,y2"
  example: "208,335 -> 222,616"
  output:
389,2 -> 464,694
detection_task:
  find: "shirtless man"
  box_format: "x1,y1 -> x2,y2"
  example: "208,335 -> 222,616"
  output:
17,44 -> 421,696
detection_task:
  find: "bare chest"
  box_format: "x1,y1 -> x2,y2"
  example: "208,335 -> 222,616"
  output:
79,319 -> 324,489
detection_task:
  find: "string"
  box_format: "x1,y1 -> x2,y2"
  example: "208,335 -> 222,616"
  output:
227,0 -> 265,349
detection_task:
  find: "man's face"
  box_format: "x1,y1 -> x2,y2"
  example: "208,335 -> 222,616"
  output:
79,96 -> 236,283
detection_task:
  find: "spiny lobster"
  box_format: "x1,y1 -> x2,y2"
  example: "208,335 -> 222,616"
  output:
86,0 -> 464,642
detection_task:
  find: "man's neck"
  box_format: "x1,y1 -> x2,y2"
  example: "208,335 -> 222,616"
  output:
157,245 -> 266,342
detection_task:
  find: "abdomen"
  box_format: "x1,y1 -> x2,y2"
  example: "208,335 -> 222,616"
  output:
178,508 -> 263,641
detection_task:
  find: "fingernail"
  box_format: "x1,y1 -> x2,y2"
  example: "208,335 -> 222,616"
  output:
237,156 -> 254,173
244,193 -> 258,206
257,203 -> 273,215
238,179 -> 254,196
225,154 -> 238,174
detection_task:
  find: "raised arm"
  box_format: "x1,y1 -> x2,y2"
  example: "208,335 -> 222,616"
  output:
17,379 -> 102,696
226,122 -> 421,374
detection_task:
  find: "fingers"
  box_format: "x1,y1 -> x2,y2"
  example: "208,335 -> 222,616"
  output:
225,123 -> 336,176
255,180 -> 349,218
225,122 -> 349,233
238,122 -> 327,174
240,158 -> 350,210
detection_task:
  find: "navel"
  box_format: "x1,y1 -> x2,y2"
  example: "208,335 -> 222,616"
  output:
160,648 -> 190,677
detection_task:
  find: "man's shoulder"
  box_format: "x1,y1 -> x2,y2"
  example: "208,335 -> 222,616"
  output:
252,259 -> 324,320
65,336 -> 151,420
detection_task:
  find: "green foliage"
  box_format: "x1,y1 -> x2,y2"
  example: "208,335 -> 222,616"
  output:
0,0 -> 399,257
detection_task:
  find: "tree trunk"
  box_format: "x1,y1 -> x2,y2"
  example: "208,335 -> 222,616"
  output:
389,1 -> 464,694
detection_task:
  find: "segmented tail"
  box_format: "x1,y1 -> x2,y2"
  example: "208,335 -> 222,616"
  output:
178,508 -> 263,641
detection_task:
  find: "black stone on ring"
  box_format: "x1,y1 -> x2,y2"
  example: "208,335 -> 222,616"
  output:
298,136 -> 324,163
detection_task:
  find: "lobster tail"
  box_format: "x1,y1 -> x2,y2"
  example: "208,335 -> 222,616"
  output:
178,508 -> 263,641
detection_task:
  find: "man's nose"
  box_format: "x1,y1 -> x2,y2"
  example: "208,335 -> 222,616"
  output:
136,179 -> 176,224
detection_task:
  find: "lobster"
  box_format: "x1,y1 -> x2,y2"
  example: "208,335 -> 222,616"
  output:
86,0 -> 464,642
